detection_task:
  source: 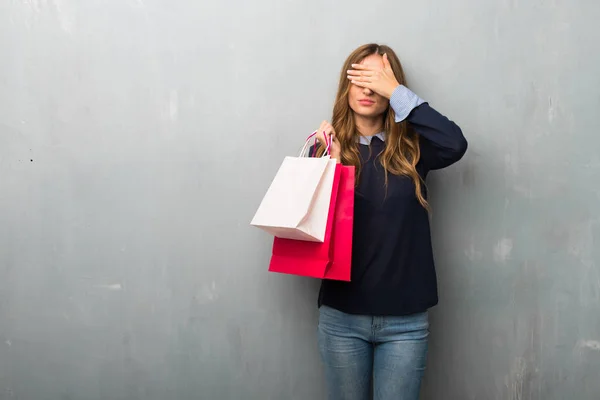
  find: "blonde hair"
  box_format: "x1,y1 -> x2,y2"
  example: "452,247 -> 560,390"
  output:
317,43 -> 428,209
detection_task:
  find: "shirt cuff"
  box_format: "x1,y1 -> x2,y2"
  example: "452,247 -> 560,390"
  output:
390,85 -> 425,123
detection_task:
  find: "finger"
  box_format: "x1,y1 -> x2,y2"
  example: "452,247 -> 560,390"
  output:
348,75 -> 372,83
316,123 -> 327,144
350,63 -> 373,71
323,124 -> 335,138
322,130 -> 332,148
347,70 -> 374,77
383,53 -> 391,69
350,79 -> 368,88
318,121 -> 327,136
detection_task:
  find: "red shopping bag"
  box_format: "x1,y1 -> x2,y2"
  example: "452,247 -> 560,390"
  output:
268,164 -> 355,281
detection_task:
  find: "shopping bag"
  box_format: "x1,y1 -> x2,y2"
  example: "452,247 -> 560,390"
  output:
269,164 -> 355,281
251,133 -> 337,242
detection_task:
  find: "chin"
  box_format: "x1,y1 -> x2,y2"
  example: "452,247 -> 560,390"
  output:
355,109 -> 384,118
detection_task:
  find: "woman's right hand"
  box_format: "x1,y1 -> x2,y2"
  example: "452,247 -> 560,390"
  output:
316,120 -> 341,162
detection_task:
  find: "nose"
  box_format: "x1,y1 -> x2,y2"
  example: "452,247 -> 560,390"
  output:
362,86 -> 374,96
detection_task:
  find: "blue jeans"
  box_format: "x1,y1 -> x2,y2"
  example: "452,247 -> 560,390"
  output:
317,305 -> 429,400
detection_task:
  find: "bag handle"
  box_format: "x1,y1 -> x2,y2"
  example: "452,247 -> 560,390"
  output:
299,131 -> 330,158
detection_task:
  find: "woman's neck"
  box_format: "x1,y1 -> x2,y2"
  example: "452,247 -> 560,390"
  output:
355,115 -> 384,137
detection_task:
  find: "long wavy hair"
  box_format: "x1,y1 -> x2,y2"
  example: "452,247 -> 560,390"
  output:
317,43 -> 428,209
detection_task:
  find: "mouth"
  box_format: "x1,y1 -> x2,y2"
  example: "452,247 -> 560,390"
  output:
358,99 -> 375,106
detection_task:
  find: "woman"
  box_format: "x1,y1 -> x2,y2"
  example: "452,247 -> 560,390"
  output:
313,44 -> 467,400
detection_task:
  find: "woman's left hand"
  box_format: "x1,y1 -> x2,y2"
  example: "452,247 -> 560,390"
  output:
347,53 -> 400,99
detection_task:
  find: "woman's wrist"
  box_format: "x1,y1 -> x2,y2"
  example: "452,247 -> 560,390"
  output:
385,83 -> 401,100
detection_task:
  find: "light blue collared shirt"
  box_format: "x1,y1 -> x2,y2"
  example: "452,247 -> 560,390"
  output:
358,85 -> 425,145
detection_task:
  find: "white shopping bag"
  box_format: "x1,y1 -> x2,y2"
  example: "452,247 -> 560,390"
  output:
251,132 -> 336,242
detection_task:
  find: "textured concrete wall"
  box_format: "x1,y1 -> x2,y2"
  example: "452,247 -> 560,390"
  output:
1,0 -> 599,399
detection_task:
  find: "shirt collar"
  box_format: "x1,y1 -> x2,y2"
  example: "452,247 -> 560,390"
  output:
357,132 -> 386,145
